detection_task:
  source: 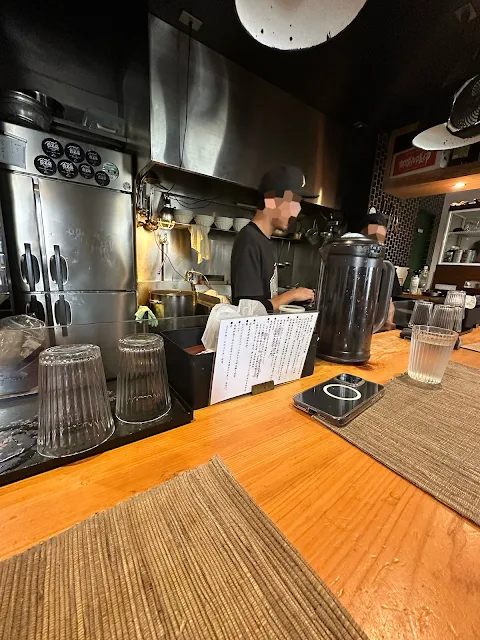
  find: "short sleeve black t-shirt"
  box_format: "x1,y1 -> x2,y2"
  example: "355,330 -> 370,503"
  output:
231,222 -> 277,311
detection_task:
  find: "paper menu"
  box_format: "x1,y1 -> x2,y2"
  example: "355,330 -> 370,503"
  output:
210,312 -> 318,405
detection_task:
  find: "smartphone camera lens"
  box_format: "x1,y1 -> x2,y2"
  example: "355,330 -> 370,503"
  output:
337,373 -> 364,386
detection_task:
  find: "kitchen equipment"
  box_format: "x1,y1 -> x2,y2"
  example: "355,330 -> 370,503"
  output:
408,325 -> 457,385
150,290 -> 196,318
279,304 -> 305,313
315,236 -> 395,364
233,217 -> 250,232
0,90 -> 52,131
0,122 -> 135,378
21,91 -> 64,118
194,214 -> 215,227
174,210 -> 193,224
409,300 -> 433,327
115,333 -> 171,424
214,216 -> 233,231
429,305 -> 457,330
37,344 -> 114,458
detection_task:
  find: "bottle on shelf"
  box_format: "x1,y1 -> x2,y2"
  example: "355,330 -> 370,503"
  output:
410,270 -> 420,295
418,266 -> 429,293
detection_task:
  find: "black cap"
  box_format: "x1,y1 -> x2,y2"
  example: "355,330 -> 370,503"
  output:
359,212 -> 387,229
258,165 -> 318,199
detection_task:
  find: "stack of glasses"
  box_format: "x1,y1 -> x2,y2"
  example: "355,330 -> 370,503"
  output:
37,333 -> 171,459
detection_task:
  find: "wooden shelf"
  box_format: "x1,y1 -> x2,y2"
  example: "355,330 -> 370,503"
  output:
438,262 -> 480,266
384,160 -> 480,198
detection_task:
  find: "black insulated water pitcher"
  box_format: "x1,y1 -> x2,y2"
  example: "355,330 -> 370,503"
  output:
315,236 -> 395,364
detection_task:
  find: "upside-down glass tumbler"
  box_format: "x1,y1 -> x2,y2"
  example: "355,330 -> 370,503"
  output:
428,304 -> 457,330
408,300 -> 433,327
37,344 -> 114,457
115,333 -> 171,424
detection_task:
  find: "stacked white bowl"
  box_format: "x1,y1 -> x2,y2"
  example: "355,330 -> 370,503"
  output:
173,210 -> 193,225
194,214 -> 215,227
214,216 -> 233,231
233,217 -> 250,232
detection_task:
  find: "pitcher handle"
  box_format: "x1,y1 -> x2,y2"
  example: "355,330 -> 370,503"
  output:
373,260 -> 395,333
314,245 -> 328,311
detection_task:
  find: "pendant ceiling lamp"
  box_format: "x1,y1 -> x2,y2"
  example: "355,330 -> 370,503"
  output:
235,0 -> 367,50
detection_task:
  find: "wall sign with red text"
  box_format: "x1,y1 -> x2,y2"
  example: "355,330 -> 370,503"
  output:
390,147 -> 440,178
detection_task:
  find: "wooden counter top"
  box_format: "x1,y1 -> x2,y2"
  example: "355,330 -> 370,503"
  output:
1,329 -> 479,639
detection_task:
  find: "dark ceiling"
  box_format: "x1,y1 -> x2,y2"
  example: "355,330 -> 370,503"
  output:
150,0 -> 480,130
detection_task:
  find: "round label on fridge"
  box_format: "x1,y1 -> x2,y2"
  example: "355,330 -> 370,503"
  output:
65,143 -> 85,163
79,163 -> 94,179
41,138 -> 63,159
86,149 -> 101,166
58,159 -> 78,179
34,155 -> 56,176
101,161 -> 119,180
95,170 -> 110,186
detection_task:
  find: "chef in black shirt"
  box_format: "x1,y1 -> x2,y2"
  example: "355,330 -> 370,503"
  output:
231,166 -> 316,311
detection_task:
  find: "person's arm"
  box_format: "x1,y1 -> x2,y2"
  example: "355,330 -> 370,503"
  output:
269,288 -> 315,311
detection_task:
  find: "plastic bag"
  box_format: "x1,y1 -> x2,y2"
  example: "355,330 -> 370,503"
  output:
0,315 -> 47,396
201,304 -> 241,352
201,300 -> 268,352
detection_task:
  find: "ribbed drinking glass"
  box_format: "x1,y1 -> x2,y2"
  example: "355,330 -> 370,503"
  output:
428,304 -> 457,330
37,344 -> 114,458
408,300 -> 433,327
408,325 -> 458,384
115,333 -> 171,424
444,291 -> 466,332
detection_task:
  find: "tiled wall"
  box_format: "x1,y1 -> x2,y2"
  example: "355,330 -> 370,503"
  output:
369,133 -> 444,266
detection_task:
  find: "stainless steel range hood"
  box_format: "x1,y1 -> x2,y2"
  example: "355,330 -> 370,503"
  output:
124,14 -> 343,207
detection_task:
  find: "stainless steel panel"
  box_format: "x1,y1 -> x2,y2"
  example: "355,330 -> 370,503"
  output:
14,292 -> 52,325
50,291 -> 137,379
0,122 -> 132,192
0,172 -> 46,293
148,16 -> 342,206
39,179 -> 135,291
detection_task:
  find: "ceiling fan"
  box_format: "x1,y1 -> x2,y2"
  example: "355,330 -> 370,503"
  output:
414,75 -> 480,150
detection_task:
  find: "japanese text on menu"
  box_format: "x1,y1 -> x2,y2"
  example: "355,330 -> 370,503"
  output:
210,312 -> 318,404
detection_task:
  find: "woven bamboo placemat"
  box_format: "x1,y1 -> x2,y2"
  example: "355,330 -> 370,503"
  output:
321,362 -> 480,525
0,457 -> 366,640
461,341 -> 480,352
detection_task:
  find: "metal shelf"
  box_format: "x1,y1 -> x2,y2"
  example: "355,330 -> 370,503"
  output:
447,230 -> 480,237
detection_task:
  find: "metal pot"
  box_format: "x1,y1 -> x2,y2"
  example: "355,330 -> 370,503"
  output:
150,290 -> 195,318
0,90 -> 53,131
21,90 -> 64,118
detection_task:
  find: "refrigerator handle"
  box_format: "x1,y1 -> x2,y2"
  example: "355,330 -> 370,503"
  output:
21,243 -> 40,291
54,295 -> 71,337
50,244 -> 68,290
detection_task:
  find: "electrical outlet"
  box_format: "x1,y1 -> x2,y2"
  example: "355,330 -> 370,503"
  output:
179,11 -> 203,31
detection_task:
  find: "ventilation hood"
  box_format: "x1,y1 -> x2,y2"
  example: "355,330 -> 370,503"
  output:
123,14 -> 343,208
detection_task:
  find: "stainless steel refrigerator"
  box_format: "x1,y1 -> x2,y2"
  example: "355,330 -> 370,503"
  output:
0,122 -> 136,377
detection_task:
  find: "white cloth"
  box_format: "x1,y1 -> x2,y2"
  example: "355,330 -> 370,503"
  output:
189,225 -> 211,264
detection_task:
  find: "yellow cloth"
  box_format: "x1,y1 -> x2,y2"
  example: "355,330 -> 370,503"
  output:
189,225 -> 211,264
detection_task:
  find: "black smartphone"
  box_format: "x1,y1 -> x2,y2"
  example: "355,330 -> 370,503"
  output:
293,373 -> 385,427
